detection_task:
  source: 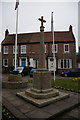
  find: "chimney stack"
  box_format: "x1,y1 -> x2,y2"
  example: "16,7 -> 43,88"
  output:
69,25 -> 73,33
5,29 -> 9,38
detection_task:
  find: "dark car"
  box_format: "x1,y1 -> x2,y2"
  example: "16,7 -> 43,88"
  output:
61,68 -> 80,77
10,66 -> 33,76
22,66 -> 33,76
30,68 -> 37,77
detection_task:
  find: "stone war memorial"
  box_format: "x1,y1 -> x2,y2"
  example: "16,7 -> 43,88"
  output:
17,16 -> 69,107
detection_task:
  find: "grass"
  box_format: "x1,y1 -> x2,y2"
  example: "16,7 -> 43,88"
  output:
52,78 -> 80,93
28,77 -> 80,93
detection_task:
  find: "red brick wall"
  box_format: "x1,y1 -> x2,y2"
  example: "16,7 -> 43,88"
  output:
2,41 -> 77,73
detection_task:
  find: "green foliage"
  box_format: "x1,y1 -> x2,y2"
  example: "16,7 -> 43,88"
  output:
2,105 -> 18,120
52,78 -> 80,93
28,79 -> 32,83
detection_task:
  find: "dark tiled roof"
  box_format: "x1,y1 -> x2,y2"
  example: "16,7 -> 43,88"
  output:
2,31 -> 75,45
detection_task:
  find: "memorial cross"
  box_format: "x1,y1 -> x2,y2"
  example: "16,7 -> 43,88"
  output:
39,16 -> 46,27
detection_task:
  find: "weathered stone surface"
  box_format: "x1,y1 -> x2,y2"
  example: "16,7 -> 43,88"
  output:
33,69 -> 52,90
25,88 -> 59,99
17,91 -> 69,107
2,81 -> 28,89
2,74 -> 28,89
8,74 -> 22,82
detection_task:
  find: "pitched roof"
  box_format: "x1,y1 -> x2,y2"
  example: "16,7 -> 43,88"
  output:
2,31 -> 75,45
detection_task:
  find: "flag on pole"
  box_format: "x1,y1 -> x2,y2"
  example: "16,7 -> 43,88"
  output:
15,0 -> 19,10
14,0 -> 19,70
51,12 -> 56,81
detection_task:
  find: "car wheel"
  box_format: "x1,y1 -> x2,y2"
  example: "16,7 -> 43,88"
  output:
64,73 -> 68,77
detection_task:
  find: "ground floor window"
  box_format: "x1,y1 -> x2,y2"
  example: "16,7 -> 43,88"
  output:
3,59 -> 8,67
13,59 -> 18,67
58,59 -> 72,69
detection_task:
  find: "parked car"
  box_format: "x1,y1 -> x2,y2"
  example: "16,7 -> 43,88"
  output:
10,66 -> 33,76
10,67 -> 24,75
30,68 -> 37,77
61,68 -> 80,77
21,66 -> 34,76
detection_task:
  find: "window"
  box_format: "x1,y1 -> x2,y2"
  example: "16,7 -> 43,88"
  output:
58,59 -> 72,69
3,59 -> 8,67
13,46 -> 18,54
21,45 -> 26,54
64,44 -> 69,53
3,46 -> 8,54
52,44 -> 58,53
13,59 -> 18,66
45,44 -> 46,53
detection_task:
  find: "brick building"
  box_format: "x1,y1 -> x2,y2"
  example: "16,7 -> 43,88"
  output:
1,25 -> 77,73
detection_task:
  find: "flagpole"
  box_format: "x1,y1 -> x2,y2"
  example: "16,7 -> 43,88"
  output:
15,6 -> 18,70
51,12 -> 56,81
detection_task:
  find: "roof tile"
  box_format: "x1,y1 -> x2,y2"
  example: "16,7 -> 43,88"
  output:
2,31 -> 75,44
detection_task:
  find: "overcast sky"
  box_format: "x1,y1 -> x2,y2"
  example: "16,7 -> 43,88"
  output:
0,0 -> 80,52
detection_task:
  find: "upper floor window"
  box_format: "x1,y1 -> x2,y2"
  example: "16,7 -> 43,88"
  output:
52,44 -> 58,53
21,45 -> 26,54
13,46 -> 18,54
3,59 -> 8,67
64,44 -> 69,53
3,46 -> 8,54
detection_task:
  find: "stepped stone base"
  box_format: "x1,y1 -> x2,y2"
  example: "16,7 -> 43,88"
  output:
25,88 -> 59,99
17,69 -> 69,107
17,89 -> 69,107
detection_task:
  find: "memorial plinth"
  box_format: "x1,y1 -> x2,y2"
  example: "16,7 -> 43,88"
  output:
17,16 -> 69,107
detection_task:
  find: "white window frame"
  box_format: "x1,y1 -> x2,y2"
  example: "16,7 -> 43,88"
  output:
3,59 -> 8,67
3,46 -> 8,54
64,44 -> 69,53
52,44 -> 58,53
13,46 -> 18,54
21,45 -> 26,54
13,58 -> 18,66
58,59 -> 72,69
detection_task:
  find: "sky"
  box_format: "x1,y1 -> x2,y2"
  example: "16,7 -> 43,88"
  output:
0,0 -> 80,52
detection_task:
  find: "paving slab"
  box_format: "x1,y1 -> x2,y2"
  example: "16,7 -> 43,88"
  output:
68,108 -> 79,119
2,86 -> 80,120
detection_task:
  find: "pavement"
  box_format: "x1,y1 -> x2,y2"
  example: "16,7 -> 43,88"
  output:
2,74 -> 80,120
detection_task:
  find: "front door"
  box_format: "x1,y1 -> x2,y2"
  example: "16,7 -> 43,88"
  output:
21,59 -> 26,67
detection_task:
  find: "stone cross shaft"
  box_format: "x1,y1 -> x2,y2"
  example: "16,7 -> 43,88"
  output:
38,16 -> 46,69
